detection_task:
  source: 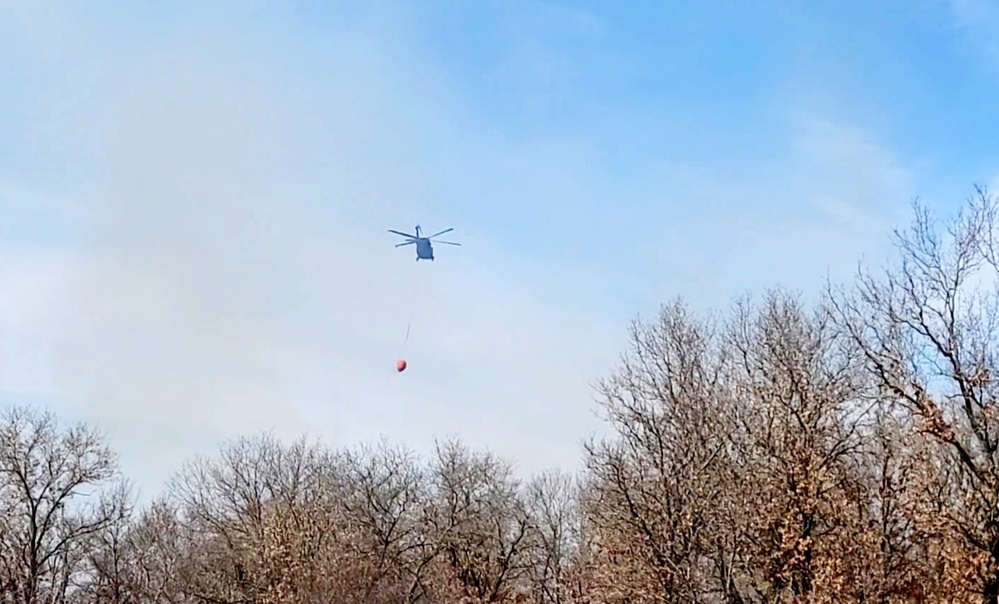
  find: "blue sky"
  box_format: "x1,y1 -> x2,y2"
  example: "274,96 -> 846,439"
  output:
1,0 -> 998,495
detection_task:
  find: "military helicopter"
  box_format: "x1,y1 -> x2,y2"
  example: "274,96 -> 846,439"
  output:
388,225 -> 461,261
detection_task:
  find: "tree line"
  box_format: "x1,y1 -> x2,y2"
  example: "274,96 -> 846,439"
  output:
3,187 -> 999,603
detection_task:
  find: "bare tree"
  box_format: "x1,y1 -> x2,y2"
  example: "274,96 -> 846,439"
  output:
117,498 -> 191,604
722,290 -> 870,600
423,438 -> 536,604
165,432 -> 333,604
338,440 -> 434,603
582,299 -> 732,603
843,406 -> 937,602
73,481 -> 138,604
0,405 -> 126,604
523,470 -> 584,604
827,186 -> 999,601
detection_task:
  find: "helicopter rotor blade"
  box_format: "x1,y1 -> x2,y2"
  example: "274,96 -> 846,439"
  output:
428,228 -> 454,239
395,240 -> 416,247
436,241 -> 461,246
388,229 -> 418,239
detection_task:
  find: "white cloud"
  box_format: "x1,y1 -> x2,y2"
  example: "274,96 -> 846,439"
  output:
0,1 -> 932,498
0,7 -> 620,494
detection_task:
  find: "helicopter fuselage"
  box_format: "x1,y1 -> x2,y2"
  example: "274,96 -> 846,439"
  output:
415,238 -> 434,260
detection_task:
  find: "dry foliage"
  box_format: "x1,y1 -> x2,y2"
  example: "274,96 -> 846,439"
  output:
4,186 -> 999,603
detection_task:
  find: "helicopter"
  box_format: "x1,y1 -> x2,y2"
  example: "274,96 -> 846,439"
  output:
388,225 -> 461,261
